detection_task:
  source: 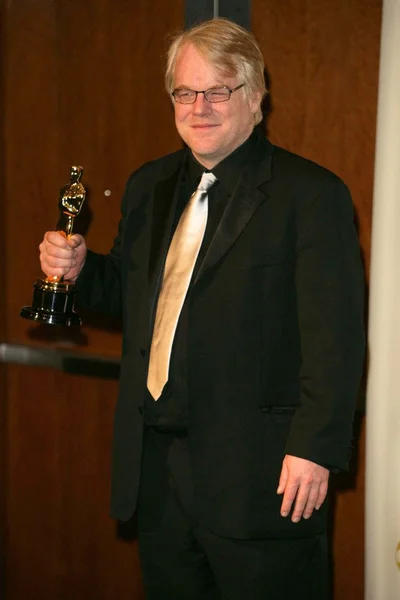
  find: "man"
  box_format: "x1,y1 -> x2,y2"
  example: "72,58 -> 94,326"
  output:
39,18 -> 365,600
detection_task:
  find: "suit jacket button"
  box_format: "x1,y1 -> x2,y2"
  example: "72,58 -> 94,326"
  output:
140,348 -> 146,357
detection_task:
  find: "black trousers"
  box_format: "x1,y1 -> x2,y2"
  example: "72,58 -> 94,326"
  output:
137,428 -> 329,600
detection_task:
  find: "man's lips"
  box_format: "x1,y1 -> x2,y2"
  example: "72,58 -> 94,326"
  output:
190,124 -> 220,129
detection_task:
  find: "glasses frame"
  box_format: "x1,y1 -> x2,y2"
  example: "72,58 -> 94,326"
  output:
172,83 -> 245,104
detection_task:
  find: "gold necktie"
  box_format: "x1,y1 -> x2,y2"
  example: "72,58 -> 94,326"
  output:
147,171 -> 217,400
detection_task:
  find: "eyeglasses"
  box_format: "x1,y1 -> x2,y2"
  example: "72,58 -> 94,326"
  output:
172,83 -> 245,104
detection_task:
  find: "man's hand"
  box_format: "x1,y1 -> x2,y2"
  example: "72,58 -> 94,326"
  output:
277,455 -> 329,523
39,231 -> 87,282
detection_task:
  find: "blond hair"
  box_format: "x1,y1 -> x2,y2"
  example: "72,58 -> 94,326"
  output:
165,18 -> 267,125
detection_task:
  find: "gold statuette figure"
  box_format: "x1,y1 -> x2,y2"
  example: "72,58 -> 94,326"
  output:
58,165 -> 86,236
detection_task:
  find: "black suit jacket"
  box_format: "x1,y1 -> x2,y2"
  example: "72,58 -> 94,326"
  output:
76,133 -> 365,539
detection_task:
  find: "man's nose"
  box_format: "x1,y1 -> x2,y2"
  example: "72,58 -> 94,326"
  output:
191,93 -> 212,114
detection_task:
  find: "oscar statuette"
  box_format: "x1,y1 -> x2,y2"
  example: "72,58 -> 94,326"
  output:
20,166 -> 87,326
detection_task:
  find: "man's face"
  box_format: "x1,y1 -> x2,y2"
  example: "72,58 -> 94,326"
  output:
173,44 -> 260,169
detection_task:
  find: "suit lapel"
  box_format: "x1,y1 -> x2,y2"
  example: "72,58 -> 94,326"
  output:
193,136 -> 273,285
148,158 -> 186,312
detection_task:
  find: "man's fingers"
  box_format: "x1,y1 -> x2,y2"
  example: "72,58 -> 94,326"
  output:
277,460 -> 288,495
45,267 -> 69,278
299,478 -> 328,520
38,231 -> 86,281
67,234 -> 84,249
40,248 -> 76,274
42,246 -> 76,260
280,481 -> 299,517
282,480 -> 318,522
289,481 -> 313,522
315,479 -> 329,511
44,255 -> 77,269
44,230 -> 70,248
301,483 -> 320,520
278,456 -> 330,522
40,243 -> 77,279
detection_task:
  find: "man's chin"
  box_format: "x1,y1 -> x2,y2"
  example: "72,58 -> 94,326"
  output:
190,142 -> 220,159
190,147 -> 220,166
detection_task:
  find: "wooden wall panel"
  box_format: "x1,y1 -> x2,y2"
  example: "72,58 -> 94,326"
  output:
0,362 -> 6,599
330,418 -> 366,600
5,0 -> 184,356
252,1 -> 381,598
0,364 -> 6,600
6,365 -> 143,600
252,0 -> 380,276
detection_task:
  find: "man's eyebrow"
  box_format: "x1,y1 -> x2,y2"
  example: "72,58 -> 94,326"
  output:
173,82 -> 228,90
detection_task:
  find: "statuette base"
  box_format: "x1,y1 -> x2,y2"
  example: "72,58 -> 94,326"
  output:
20,279 -> 82,326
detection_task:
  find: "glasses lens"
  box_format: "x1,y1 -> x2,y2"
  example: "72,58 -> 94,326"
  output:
205,88 -> 230,103
173,89 -> 196,104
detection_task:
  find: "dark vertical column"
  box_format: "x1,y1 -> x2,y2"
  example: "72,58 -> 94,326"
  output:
185,0 -> 250,29
218,0 -> 250,29
185,0 -> 214,28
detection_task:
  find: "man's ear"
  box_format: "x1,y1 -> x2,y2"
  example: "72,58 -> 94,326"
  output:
250,90 -> 262,116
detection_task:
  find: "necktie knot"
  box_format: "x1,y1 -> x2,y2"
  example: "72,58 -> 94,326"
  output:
197,172 -> 217,192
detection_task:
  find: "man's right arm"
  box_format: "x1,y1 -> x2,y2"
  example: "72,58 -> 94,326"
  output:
38,172 -> 134,317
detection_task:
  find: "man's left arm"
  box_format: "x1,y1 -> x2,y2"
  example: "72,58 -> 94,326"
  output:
278,176 -> 365,522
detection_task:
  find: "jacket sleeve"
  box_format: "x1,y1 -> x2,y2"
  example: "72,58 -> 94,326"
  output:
75,172 -> 135,316
284,177 -> 365,471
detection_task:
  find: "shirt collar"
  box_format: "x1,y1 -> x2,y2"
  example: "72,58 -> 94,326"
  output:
186,127 -> 260,195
